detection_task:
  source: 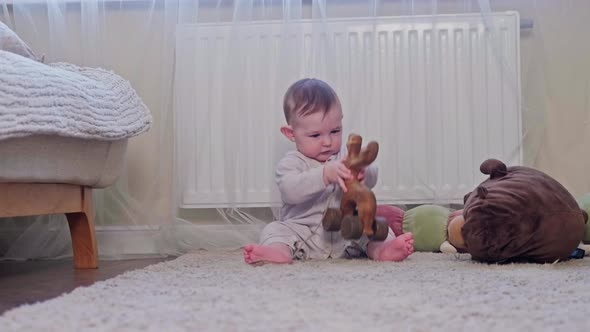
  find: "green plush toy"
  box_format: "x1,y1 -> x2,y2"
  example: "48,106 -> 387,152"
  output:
378,204 -> 462,252
403,205 -> 450,252
576,194 -> 590,244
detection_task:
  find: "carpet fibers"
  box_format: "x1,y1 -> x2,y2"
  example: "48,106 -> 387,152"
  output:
1,250 -> 589,331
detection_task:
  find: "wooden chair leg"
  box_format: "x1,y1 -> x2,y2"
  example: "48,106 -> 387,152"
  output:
0,183 -> 99,269
65,187 -> 98,269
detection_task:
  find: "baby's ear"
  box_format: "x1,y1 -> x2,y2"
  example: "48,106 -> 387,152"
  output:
280,125 -> 295,142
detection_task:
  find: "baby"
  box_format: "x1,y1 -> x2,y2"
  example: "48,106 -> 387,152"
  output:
243,78 -> 414,265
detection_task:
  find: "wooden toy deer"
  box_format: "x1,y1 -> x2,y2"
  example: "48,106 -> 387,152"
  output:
321,134 -> 389,241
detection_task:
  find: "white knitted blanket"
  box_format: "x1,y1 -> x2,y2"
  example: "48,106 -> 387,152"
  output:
0,50 -> 152,141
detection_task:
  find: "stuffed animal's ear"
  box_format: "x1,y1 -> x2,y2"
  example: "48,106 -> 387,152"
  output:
480,159 -> 508,179
476,186 -> 488,199
463,191 -> 472,204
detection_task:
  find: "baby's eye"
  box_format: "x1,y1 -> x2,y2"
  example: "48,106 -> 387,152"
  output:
309,134 -> 320,138
331,129 -> 341,134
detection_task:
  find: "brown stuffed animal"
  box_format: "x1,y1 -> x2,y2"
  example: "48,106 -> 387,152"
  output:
461,159 -> 587,263
322,134 -> 389,241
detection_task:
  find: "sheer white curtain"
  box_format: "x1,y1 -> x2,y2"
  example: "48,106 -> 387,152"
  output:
0,0 -> 589,260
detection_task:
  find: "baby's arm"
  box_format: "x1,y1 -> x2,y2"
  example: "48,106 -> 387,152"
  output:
276,155 -> 327,205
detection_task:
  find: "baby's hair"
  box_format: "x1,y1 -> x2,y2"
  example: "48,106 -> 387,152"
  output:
283,78 -> 340,124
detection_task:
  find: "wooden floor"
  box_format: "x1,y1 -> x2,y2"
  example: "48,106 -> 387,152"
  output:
0,257 -> 173,314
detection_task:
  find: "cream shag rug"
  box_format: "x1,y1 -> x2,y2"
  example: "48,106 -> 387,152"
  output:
1,250 -> 590,331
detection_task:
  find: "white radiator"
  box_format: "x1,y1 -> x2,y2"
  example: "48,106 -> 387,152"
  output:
174,12 -> 522,208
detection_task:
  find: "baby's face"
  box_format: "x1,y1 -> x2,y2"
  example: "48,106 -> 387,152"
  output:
291,106 -> 343,162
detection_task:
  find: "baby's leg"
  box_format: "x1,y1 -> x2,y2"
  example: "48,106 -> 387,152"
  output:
244,221 -> 299,265
243,243 -> 293,265
367,232 -> 414,262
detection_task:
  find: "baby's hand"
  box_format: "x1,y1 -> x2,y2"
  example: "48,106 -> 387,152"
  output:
323,160 -> 352,192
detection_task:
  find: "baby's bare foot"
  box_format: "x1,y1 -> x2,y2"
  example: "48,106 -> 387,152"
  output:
374,232 -> 414,262
243,243 -> 293,265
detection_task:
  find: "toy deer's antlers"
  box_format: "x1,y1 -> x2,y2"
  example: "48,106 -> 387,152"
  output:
344,134 -> 379,172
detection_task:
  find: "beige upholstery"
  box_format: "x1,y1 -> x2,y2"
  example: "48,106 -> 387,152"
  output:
0,135 -> 127,188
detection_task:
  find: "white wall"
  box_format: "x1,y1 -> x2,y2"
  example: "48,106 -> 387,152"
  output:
5,0 -> 590,210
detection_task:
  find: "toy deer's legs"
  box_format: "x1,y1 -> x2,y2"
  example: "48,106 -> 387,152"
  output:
340,194 -> 356,216
340,193 -> 364,239
322,208 -> 343,231
357,193 -> 376,237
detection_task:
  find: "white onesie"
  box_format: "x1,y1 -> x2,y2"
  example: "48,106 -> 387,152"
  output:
259,149 -> 394,260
